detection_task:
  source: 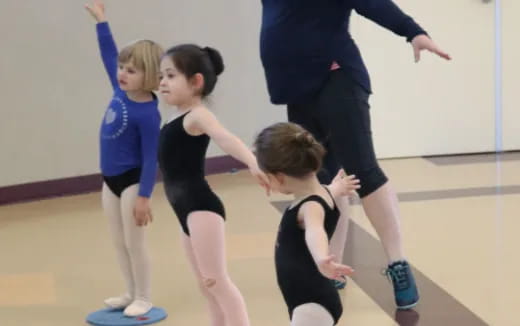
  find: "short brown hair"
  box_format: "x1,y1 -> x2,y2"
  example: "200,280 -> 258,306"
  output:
254,122 -> 325,178
118,40 -> 163,92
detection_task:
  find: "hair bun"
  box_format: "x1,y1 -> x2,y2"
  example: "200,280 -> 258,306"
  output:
294,131 -> 315,147
203,46 -> 224,76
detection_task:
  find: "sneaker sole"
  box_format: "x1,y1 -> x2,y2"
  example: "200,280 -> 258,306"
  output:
396,300 -> 419,310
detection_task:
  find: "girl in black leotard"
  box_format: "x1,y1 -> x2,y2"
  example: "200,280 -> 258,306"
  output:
254,122 -> 359,326
157,44 -> 269,326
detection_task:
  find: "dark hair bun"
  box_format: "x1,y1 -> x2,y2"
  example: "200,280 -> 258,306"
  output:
203,47 -> 224,76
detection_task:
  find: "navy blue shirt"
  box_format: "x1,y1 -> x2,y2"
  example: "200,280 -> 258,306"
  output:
260,0 -> 426,105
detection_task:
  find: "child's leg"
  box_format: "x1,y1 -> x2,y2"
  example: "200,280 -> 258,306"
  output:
187,211 -> 250,326
182,233 -> 226,326
291,303 -> 335,326
120,184 -> 152,316
329,195 -> 352,262
101,183 -> 134,307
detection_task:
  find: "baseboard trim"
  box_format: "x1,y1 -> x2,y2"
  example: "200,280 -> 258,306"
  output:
0,155 -> 247,206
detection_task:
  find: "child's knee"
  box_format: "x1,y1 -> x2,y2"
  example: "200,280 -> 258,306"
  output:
200,275 -> 232,296
202,277 -> 217,288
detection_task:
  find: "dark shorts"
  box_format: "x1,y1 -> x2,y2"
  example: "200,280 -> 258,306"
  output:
103,168 -> 141,198
287,69 -> 388,198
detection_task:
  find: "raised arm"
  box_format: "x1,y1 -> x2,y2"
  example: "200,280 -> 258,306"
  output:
85,0 -> 120,89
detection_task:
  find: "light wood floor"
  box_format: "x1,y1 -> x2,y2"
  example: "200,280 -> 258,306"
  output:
1,153 -> 519,326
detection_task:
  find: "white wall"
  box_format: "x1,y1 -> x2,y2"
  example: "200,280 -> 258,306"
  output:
1,0 -> 514,188
350,0 -> 496,158
0,0 -> 284,187
503,0 -> 520,150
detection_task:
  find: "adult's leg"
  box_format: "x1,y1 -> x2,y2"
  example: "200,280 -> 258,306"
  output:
315,71 -> 403,262
315,71 -> 418,307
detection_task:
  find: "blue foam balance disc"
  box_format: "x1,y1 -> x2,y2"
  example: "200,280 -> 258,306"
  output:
86,307 -> 167,326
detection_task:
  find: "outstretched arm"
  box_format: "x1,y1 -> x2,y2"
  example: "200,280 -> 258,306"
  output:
300,202 -> 355,281
191,109 -> 271,194
351,0 -> 451,62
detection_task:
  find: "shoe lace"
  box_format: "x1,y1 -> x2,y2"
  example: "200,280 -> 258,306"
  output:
382,263 -> 410,291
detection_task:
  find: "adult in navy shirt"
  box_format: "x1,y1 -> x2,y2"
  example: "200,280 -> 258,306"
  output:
260,0 -> 450,309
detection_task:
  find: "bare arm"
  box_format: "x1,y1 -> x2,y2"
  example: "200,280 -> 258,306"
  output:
300,202 -> 354,280
302,202 -> 331,264
190,109 -> 270,193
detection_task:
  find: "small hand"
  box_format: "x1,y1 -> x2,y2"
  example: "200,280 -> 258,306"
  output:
317,255 -> 355,281
330,169 -> 360,197
133,196 -> 153,227
250,164 -> 271,196
84,0 -> 106,23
